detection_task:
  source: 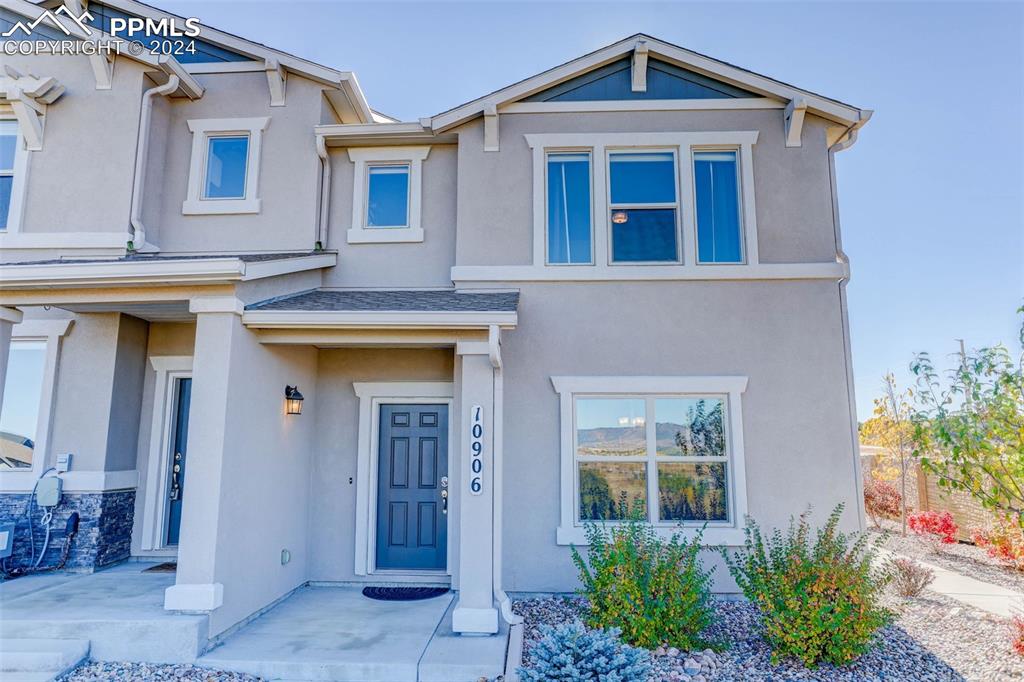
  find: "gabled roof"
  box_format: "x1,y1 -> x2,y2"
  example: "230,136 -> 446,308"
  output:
431,33 -> 868,131
27,0 -> 373,121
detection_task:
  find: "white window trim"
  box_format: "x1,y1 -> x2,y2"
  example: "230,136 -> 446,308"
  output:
347,147 -> 430,244
351,381 -> 454,579
0,319 -> 73,491
526,131 -> 759,277
0,110 -> 31,234
551,375 -> 749,546
182,117 -> 270,215
139,356 -> 193,553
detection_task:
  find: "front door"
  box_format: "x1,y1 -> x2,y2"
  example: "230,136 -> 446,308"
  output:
375,404 -> 448,571
165,378 -> 192,546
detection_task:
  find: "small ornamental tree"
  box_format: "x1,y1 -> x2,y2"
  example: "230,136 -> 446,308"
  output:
910,310 -> 1024,527
861,374 -> 916,534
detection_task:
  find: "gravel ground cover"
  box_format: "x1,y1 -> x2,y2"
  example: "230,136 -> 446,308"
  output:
57,662 -> 263,681
870,525 -> 1024,593
514,594 -> 1024,681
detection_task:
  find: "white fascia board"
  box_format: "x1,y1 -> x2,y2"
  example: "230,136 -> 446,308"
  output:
450,262 -> 849,283
500,98 -> 785,114
430,34 -> 865,131
242,310 -> 518,330
0,254 -> 337,289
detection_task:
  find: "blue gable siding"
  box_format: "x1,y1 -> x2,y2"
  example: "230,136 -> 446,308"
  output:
525,58 -> 756,102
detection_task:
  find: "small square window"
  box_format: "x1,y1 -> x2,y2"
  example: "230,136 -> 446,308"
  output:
366,164 -> 410,228
204,135 -> 249,200
608,152 -> 679,263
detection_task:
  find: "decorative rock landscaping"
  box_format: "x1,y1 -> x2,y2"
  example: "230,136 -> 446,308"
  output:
514,594 -> 1024,681
57,662 -> 262,681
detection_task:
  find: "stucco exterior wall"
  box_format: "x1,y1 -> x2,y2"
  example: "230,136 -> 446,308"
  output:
497,280 -> 860,592
307,348 -> 454,582
321,145 -> 458,288
453,109 -> 838,268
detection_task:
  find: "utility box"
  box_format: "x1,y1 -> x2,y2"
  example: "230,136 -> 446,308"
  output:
0,522 -> 14,559
36,476 -> 62,508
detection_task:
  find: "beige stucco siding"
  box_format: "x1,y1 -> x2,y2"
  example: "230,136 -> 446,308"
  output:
454,109 -> 839,268
498,280 -> 860,592
321,145 -> 458,288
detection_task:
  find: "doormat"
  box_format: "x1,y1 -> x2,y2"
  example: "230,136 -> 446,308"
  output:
361,586 -> 449,601
143,562 -> 177,573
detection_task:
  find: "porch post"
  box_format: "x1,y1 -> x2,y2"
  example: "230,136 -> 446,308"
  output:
164,297 -> 244,612
452,341 -> 499,634
0,306 -> 23,415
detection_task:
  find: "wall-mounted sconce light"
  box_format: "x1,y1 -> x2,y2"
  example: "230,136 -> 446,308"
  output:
611,210 -> 629,224
285,385 -> 304,415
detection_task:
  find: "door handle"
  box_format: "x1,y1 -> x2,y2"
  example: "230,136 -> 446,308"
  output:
441,488 -> 448,515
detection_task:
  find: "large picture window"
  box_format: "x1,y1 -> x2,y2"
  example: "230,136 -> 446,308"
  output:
553,376 -> 749,545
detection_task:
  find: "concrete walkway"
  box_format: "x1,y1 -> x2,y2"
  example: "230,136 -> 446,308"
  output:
882,550 -> 1024,617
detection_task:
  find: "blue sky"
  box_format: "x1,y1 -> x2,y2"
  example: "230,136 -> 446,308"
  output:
164,1 -> 1023,418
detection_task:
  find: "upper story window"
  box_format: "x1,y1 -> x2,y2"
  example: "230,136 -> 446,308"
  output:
204,135 -> 250,200
348,147 -> 430,244
526,131 -> 759,275
183,117 -> 270,215
0,120 -> 16,230
552,375 -> 749,546
694,151 -> 743,264
608,151 -> 679,263
546,152 -> 592,264
366,164 -> 411,227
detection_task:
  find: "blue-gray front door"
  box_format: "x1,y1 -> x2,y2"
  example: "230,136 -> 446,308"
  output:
375,404 -> 448,571
166,377 -> 191,546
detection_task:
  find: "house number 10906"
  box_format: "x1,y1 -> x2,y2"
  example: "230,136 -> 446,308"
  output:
469,405 -> 484,495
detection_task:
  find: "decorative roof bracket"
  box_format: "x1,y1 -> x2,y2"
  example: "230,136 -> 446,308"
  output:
0,67 -> 66,151
89,53 -> 114,90
631,39 -> 649,92
483,103 -> 499,152
785,97 -> 808,148
265,58 -> 287,107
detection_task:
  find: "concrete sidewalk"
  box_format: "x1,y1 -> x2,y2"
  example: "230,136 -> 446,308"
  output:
882,550 -> 1024,617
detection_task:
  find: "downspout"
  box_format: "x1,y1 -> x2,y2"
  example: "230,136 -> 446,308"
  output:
129,75 -> 180,253
828,111 -> 872,530
489,324 -> 523,626
315,135 -> 331,251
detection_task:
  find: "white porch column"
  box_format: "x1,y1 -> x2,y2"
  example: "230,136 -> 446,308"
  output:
452,340 -> 499,634
0,306 -> 24,415
164,297 -> 244,612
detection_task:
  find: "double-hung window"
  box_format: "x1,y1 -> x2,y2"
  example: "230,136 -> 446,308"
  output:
553,376 -> 749,545
546,152 -> 592,264
608,151 -> 679,263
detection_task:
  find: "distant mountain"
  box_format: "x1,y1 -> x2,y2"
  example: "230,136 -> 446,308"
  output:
578,422 -> 687,446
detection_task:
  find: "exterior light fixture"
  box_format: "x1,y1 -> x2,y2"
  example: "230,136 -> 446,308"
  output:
284,385 -> 304,415
611,211 -> 629,224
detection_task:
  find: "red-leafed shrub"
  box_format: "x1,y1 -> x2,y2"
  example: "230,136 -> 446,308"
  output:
972,518 -> 1024,572
1011,616 -> 1024,657
863,478 -> 902,528
908,511 -> 958,548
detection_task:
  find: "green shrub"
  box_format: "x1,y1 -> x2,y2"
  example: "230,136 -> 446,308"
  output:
721,504 -> 891,667
518,622 -> 651,682
571,501 -> 715,650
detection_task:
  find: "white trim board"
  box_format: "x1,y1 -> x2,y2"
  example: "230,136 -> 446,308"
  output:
500,98 -> 785,114
242,310 -> 517,330
183,117 -> 270,216
140,356 -> 193,552
346,147 -> 431,244
550,375 -> 749,546
451,262 -> 848,283
0,318 -> 73,490
351,382 -> 455,578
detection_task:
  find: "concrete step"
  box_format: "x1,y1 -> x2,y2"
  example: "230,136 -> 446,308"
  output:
0,638 -> 89,680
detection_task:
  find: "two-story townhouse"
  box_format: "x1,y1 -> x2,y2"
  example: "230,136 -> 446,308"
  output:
0,0 -> 871,671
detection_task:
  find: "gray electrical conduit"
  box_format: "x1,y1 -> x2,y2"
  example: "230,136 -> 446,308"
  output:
128,74 -> 181,252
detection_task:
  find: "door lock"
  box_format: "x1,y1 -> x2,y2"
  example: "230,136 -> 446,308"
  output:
440,476 -> 448,489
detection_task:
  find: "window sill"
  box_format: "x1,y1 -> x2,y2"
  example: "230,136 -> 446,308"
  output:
556,524 -> 745,547
182,198 -> 261,215
347,226 -> 424,244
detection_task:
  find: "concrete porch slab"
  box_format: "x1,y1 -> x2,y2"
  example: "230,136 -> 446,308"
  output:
419,600 -> 508,682
0,562 -> 208,662
198,586 -> 508,682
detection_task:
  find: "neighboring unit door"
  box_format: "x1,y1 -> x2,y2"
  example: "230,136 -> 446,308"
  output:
375,404 -> 448,571
165,378 -> 192,546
